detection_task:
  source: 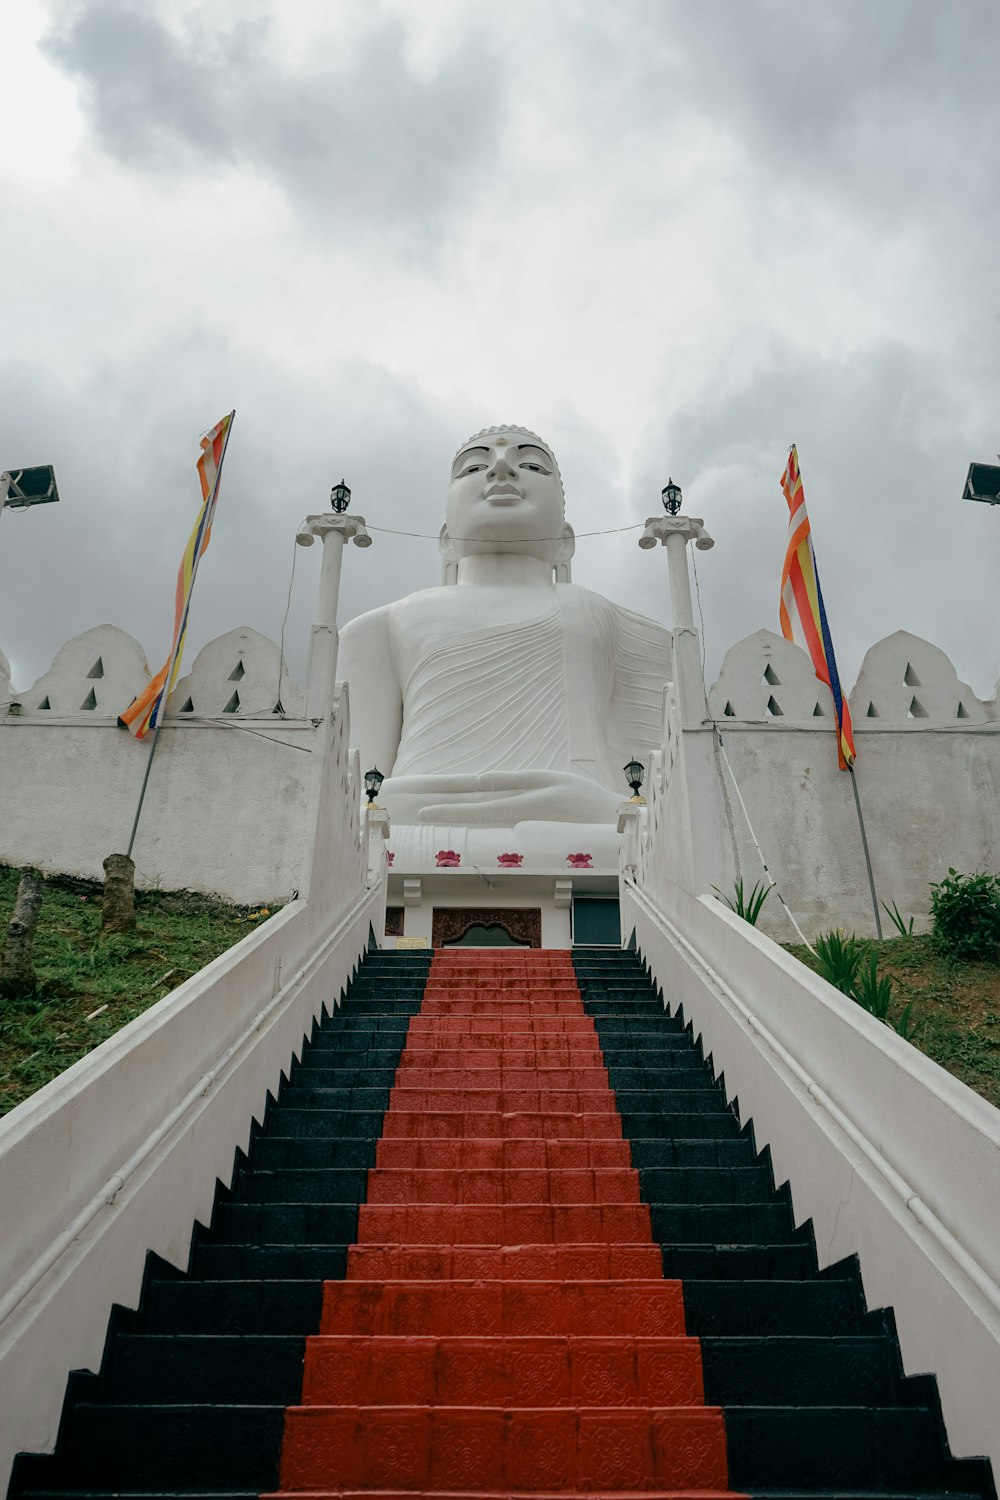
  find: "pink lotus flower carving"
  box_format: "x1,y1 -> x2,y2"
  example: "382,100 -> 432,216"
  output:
497,853 -> 523,868
385,851 -> 395,866
435,849 -> 461,867
566,852 -> 593,868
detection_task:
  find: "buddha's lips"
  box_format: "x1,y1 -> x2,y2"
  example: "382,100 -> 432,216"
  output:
485,485 -> 522,504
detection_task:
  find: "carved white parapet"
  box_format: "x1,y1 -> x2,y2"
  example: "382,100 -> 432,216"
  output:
296,514 -> 372,721
638,515 -> 714,724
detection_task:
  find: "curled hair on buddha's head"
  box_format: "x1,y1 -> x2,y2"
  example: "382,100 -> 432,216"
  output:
453,425 -> 565,512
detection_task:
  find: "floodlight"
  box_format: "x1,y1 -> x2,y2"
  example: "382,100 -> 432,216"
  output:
1,464 -> 60,510
962,462 -> 1000,506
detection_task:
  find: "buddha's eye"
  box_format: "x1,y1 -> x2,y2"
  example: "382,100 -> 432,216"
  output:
520,462 -> 547,473
463,463 -> 487,474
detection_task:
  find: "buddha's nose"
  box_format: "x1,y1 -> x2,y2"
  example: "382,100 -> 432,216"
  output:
489,452 -> 516,481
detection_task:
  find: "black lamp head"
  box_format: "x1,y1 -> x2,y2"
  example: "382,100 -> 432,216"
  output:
331,479 -> 352,514
661,478 -> 682,515
623,757 -> 645,797
364,765 -> 384,804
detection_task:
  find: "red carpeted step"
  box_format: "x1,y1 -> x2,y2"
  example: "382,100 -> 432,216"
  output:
299,1335 -> 707,1407
406,1016 -> 600,1037
346,1245 -> 664,1281
278,1405 -> 730,1492
398,1044 -> 605,1067
396,1066 -> 610,1089
388,1087 -> 618,1113
357,1204 -> 653,1244
365,1167 -> 641,1206
320,1281 -> 686,1337
374,1138 -> 633,1170
275,950 -> 738,1498
380,1110 -> 626,1139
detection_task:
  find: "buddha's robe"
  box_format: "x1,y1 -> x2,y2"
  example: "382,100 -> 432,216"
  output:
339,583 -> 672,847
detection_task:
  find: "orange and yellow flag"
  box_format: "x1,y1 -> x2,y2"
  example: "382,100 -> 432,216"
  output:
119,411 -> 235,738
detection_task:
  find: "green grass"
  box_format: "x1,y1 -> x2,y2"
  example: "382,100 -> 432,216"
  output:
786,934 -> 1000,1111
0,866 -> 271,1117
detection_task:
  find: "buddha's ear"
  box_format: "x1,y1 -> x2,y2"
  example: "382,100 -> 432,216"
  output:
555,523 -> 576,563
439,524 -> 460,586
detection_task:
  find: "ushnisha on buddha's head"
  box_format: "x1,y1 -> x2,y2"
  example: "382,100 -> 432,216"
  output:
442,426 -> 575,569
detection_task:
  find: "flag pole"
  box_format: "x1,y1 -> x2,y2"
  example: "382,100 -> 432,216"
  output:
124,410 -> 236,860
847,762 -> 883,939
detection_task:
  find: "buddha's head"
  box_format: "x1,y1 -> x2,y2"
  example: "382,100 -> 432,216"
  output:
440,426 -> 575,579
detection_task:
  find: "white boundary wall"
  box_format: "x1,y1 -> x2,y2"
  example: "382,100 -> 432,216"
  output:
0,677 -> 386,1491
621,877 -> 1000,1471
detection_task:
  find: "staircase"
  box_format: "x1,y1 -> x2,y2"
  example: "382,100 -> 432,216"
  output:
9,947 -> 994,1500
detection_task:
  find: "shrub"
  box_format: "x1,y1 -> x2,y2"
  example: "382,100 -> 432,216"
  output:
712,878 -> 771,926
812,930 -> 866,996
929,869 -> 1000,962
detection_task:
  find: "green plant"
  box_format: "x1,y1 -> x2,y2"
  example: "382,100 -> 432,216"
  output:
892,1001 -> 924,1042
881,900 -> 915,938
852,950 -> 892,1021
712,878 -> 771,926
929,868 -> 1000,962
812,929 -> 866,996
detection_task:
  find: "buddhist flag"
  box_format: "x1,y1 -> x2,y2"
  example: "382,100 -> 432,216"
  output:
779,445 -> 856,769
119,411 -> 235,739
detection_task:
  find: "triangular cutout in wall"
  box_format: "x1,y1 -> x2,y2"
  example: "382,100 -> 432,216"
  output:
957,701 -> 970,719
180,698 -> 194,713
223,691 -> 240,713
766,695 -> 783,717
867,702 -> 879,718
723,701 -> 735,717
908,696 -> 928,719
87,658 -> 104,679
228,661 -> 246,681
272,701 -> 284,715
762,663 -> 780,686
38,696 -> 50,710
903,662 -> 920,687
80,688 -> 98,710
812,702 -> 825,716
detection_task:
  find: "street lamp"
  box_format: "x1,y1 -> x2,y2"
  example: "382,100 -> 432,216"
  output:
331,479 -> 352,514
661,478 -> 682,515
623,757 -> 645,801
1,464 -> 60,512
364,766 -> 385,804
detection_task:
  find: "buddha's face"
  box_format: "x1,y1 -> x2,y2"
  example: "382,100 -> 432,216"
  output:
446,432 -> 565,562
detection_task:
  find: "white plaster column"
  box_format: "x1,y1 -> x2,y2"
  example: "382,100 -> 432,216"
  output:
365,803 -> 391,886
638,515 -> 714,726
297,514 -> 372,722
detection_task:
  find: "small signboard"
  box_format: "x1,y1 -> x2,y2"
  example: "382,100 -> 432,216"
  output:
395,936 -> 429,950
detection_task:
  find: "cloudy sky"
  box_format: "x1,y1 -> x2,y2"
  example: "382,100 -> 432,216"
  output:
2,0 -> 999,705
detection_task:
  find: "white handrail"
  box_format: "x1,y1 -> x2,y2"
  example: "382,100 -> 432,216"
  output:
0,886 -> 373,1333
625,877 -> 1000,1327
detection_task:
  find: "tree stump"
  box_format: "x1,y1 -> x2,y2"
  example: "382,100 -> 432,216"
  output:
1,868 -> 43,994
102,853 -> 136,933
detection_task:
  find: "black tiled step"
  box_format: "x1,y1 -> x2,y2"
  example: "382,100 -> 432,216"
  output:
189,1243 -> 349,1280
104,1335 -> 304,1403
234,1167 -> 369,1203
701,1335 -> 899,1406
664,1242 -> 818,1280
140,1279 -> 322,1335
17,1408 -> 285,1488
628,1136 -> 756,1168
210,1199 -> 360,1245
724,1405 -> 942,1489
248,1136 -> 379,1171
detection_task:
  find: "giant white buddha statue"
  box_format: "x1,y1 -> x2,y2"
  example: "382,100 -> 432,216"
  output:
338,426 -> 672,869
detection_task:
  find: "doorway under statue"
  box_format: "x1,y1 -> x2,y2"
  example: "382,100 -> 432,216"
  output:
433,908 -> 541,949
